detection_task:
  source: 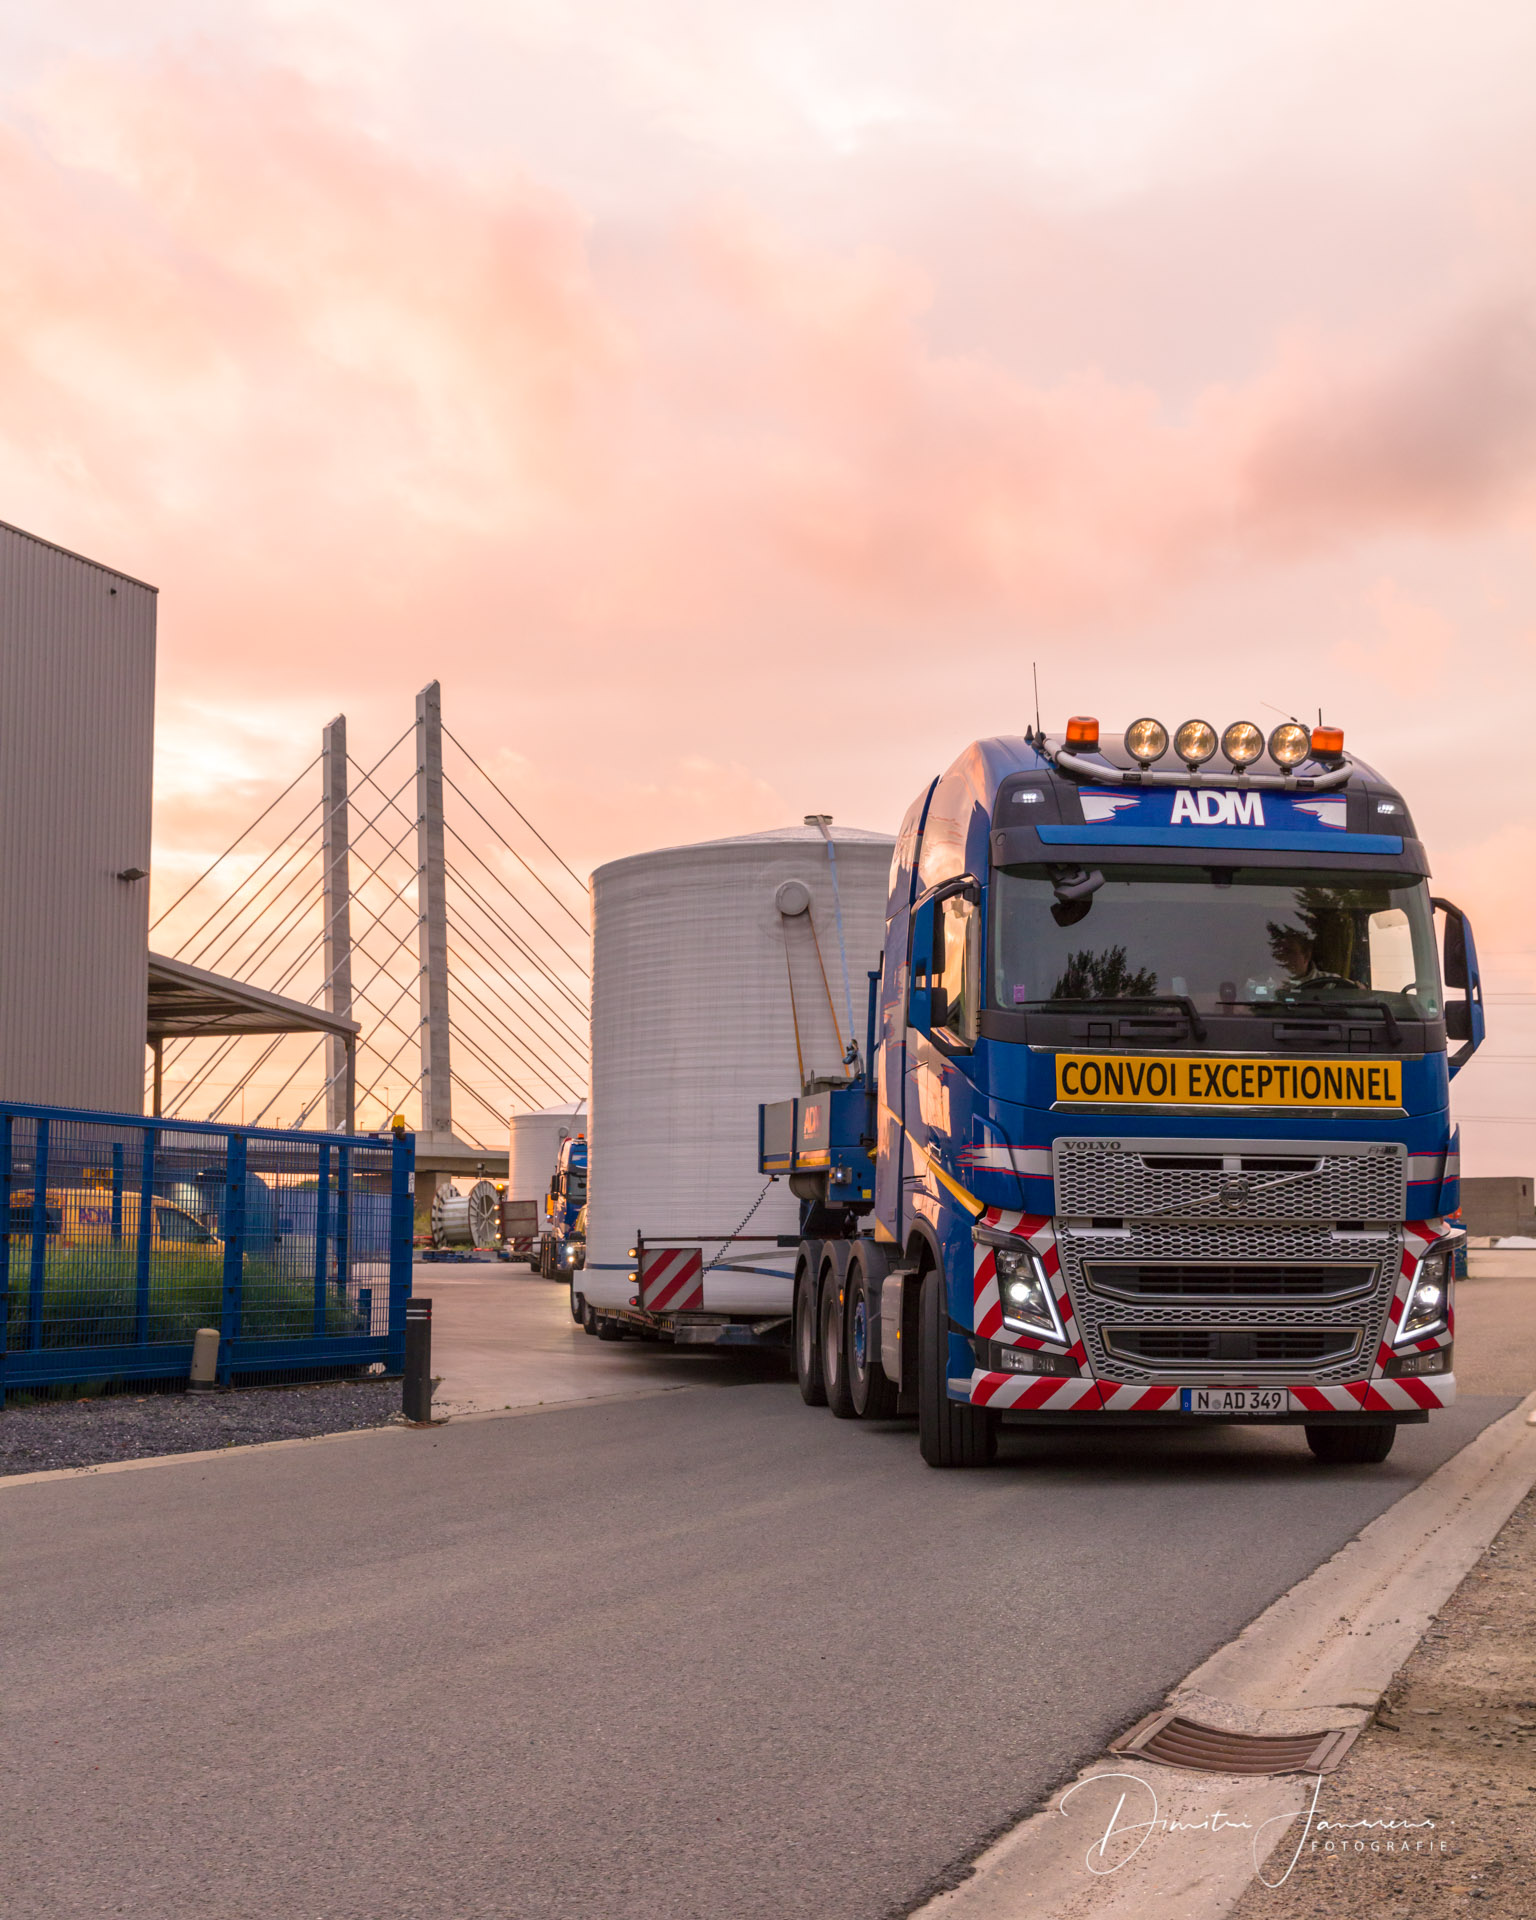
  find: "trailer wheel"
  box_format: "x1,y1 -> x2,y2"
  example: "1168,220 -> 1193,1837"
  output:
597,1317 -> 625,1342
569,1283 -> 584,1324
582,1299 -> 598,1336
846,1254 -> 898,1419
821,1256 -> 856,1419
795,1257 -> 827,1407
918,1263 -> 996,1467
1306,1422 -> 1396,1465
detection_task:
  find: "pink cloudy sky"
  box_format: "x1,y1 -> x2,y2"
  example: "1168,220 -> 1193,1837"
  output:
2,1 -> 1534,1162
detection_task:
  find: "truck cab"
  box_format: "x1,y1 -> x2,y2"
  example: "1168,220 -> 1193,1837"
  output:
541,1135 -> 588,1279
768,715 -> 1481,1468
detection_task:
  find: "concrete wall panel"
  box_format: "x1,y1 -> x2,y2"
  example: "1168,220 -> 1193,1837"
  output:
0,521 -> 156,1113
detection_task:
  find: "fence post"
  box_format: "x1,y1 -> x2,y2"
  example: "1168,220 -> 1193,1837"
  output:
0,1112 -> 11,1409
111,1142 -> 124,1243
219,1131 -> 247,1385
135,1128 -> 157,1347
388,1128 -> 414,1375
335,1140 -> 351,1303
28,1117 -> 49,1352
313,1142 -> 331,1336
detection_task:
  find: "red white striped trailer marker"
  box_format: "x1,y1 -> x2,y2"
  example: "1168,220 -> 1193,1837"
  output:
640,1247 -> 705,1312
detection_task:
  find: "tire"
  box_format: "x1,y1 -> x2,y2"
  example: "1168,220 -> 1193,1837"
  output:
582,1299 -> 598,1337
569,1283 -> 584,1324
821,1254 -> 856,1419
917,1263 -> 997,1467
795,1255 -> 827,1407
847,1253 -> 898,1419
597,1317 -> 624,1342
1306,1422 -> 1396,1465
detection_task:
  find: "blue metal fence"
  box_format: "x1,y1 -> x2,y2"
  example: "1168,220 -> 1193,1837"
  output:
0,1101 -> 414,1404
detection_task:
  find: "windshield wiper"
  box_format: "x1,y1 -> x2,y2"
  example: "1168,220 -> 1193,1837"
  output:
1020,995 -> 1209,1043
1262,995 -> 1404,1045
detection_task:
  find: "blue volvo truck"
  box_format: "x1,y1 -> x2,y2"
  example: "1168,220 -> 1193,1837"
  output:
760,714 -> 1483,1468
541,1133 -> 587,1280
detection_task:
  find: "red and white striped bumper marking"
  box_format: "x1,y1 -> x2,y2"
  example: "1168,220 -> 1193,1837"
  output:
640,1248 -> 704,1312
1290,1376 -> 1456,1412
967,1372 -> 1457,1412
968,1371 -> 1102,1411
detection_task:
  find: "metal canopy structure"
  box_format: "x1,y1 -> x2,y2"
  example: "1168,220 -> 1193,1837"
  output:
146,952 -> 358,1125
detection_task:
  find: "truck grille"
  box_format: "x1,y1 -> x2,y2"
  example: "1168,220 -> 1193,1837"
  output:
1056,1220 -> 1400,1387
1083,1262 -> 1376,1304
1103,1328 -> 1362,1367
1053,1139 -> 1405,1223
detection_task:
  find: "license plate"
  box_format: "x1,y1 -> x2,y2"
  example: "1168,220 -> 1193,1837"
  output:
1180,1387 -> 1292,1415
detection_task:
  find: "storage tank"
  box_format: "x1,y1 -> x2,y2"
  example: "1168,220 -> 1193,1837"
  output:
583,821 -> 895,1315
506,1101 -> 586,1203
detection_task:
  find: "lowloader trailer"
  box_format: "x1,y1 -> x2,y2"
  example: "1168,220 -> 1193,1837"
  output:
758,713 -> 1483,1467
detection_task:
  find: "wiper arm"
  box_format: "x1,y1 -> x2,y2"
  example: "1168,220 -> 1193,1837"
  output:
1022,996 -> 1209,1043
1267,996 -> 1403,1045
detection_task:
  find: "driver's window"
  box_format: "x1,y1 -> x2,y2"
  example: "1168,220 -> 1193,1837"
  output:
935,895 -> 979,1048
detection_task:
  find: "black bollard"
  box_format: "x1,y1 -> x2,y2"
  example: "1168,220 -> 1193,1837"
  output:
403,1297 -> 433,1423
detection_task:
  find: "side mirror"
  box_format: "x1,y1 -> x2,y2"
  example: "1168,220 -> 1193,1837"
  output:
1431,897 -> 1485,1076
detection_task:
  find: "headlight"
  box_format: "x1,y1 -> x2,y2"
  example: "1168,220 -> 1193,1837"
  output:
1396,1252 -> 1452,1343
977,1232 -> 1067,1344
1173,718 -> 1217,768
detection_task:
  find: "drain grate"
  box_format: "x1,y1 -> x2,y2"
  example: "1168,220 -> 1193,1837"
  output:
1110,1708 -> 1360,1775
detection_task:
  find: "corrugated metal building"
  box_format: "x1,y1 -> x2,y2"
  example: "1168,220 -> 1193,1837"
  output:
0,520 -> 156,1113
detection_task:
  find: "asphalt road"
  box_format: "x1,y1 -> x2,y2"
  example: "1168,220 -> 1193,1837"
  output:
3,1353 -> 1524,1920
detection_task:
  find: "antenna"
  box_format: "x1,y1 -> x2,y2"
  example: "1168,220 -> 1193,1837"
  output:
1032,661 -> 1042,738
1260,698 -> 1303,723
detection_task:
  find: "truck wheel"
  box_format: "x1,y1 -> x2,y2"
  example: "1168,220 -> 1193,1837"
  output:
821,1256 -> 856,1419
1306,1422 -> 1396,1465
795,1257 -> 826,1407
582,1299 -> 598,1337
847,1253 -> 898,1419
569,1284 -> 584,1324
918,1264 -> 996,1467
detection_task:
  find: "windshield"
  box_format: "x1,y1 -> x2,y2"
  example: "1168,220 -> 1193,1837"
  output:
991,865 -> 1440,1018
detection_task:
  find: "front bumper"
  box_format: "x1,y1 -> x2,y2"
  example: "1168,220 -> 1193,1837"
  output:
963,1201 -> 1458,1419
954,1368 -> 1455,1416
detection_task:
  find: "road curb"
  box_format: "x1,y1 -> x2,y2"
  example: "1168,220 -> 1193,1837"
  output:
915,1388 -> 1536,1920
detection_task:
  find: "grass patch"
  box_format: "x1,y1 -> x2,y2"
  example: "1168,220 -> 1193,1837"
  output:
5,1248 -> 369,1349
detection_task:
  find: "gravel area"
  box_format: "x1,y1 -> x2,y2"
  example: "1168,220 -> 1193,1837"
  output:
0,1379 -> 401,1476
1229,1484 -> 1536,1920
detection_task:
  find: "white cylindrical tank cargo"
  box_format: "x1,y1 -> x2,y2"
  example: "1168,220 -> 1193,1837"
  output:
506,1102 -> 586,1203
583,822 -> 895,1316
